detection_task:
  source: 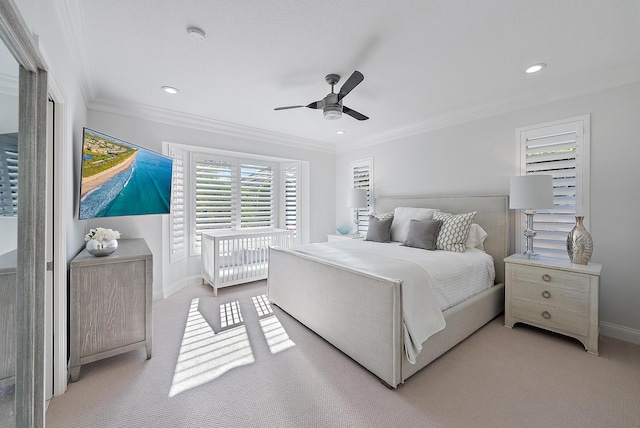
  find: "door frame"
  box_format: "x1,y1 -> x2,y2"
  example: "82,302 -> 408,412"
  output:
46,78 -> 68,397
0,1 -> 49,426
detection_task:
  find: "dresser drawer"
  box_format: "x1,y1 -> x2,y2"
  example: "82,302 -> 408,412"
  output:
512,264 -> 591,292
511,299 -> 589,338
510,281 -> 589,316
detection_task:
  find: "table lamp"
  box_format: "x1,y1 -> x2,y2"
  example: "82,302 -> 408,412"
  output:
509,175 -> 554,258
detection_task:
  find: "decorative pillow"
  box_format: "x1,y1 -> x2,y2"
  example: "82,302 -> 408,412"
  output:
370,212 -> 394,221
465,223 -> 488,250
402,219 -> 442,250
390,207 -> 436,242
433,210 -> 477,253
365,214 -> 393,242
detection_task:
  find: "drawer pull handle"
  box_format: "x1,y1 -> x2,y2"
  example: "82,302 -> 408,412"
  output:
542,311 -> 551,319
542,290 -> 551,299
542,274 -> 551,282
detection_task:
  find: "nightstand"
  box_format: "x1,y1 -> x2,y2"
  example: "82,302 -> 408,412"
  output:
504,254 -> 602,355
327,234 -> 365,242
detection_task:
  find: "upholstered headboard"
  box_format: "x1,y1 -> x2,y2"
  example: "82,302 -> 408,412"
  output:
374,195 -> 513,285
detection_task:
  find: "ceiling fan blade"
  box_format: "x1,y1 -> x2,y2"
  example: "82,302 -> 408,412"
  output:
343,106 -> 369,121
306,100 -> 324,109
274,105 -> 305,111
338,70 -> 364,101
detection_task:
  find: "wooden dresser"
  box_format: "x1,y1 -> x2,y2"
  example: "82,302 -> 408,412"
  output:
69,238 -> 153,381
504,254 -> 602,355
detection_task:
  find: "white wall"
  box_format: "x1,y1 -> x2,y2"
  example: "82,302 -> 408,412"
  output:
336,81 -> 640,341
87,110 -> 336,299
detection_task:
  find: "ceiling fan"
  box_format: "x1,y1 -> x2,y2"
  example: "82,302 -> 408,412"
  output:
274,70 -> 369,121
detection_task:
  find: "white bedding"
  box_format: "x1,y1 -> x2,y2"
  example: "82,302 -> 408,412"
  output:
290,240 -> 495,363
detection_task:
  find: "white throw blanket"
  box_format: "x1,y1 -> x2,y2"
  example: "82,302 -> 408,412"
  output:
291,240 -> 452,363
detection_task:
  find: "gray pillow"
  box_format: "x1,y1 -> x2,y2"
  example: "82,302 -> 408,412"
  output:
402,219 -> 442,250
365,214 -> 393,242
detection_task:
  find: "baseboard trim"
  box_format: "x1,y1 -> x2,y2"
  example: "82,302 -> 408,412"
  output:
600,321 -> 640,345
156,275 -> 203,301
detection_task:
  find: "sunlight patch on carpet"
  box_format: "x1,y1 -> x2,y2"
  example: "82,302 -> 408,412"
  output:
252,294 -> 273,316
169,298 -> 254,397
259,316 -> 295,354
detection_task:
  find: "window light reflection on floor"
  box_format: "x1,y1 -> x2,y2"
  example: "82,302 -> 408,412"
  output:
252,294 -> 273,316
259,315 -> 295,354
220,300 -> 243,328
169,298 -> 254,397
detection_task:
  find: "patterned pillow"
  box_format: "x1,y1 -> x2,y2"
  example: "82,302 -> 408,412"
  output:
433,210 -> 477,253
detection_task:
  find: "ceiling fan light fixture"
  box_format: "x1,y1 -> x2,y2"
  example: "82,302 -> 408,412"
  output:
323,104 -> 342,120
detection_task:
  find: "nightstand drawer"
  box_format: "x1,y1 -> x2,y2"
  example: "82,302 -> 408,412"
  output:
512,264 -> 590,292
510,281 -> 589,316
511,299 -> 589,338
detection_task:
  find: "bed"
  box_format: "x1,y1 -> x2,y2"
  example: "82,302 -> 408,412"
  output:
267,195 -> 512,388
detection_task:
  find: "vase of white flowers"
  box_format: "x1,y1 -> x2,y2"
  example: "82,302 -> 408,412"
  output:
84,227 -> 121,257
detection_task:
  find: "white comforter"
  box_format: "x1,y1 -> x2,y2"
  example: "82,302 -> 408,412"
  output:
291,240 -> 495,363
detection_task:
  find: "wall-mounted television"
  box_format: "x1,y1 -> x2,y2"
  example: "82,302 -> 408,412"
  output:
79,127 -> 172,219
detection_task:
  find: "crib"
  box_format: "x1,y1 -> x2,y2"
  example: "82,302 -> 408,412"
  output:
201,228 -> 295,296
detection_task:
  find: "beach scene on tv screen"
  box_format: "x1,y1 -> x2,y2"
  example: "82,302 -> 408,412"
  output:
79,129 -> 172,219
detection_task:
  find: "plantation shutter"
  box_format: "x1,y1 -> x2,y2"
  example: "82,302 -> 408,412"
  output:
350,158 -> 373,233
194,157 -> 236,250
240,162 -> 274,228
517,116 -> 589,259
169,145 -> 186,261
283,162 -> 299,240
0,133 -> 18,217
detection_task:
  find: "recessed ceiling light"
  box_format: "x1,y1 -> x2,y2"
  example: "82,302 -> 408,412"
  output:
526,63 -> 546,74
187,27 -> 205,42
161,86 -> 179,94
337,130 -> 345,135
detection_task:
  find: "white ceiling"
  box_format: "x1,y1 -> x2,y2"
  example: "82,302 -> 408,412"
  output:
60,0 -> 640,152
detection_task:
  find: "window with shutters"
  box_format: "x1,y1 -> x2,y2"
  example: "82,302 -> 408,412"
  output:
0,133 -> 18,217
169,146 -> 186,261
515,115 -> 590,259
282,162 -> 299,242
168,143 -> 305,257
349,158 -> 373,233
192,155 -> 237,253
240,162 -> 274,228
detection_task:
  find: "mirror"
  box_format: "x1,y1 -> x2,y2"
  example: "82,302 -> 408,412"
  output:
0,29 -> 19,427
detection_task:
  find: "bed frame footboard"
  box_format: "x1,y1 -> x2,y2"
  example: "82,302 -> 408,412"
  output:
268,246 -> 404,387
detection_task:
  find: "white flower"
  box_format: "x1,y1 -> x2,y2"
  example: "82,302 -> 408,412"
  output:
84,227 -> 120,242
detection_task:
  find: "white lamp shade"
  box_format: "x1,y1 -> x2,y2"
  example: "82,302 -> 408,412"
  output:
509,175 -> 554,209
347,188 -> 368,208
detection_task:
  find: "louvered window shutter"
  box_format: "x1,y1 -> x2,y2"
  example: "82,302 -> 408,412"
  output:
0,133 -> 18,217
283,162 -> 299,241
240,162 -> 274,228
517,116 -> 590,259
168,146 -> 186,261
193,157 -> 236,251
350,158 -> 373,233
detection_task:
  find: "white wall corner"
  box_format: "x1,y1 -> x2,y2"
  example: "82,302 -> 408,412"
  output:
157,274 -> 203,301
600,321 -> 640,346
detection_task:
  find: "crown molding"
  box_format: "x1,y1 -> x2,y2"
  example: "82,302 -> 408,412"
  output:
56,0 -> 97,102
337,65 -> 640,153
88,98 -> 337,154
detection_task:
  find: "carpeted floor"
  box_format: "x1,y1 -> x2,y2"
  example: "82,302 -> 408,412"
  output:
43,280 -> 640,428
